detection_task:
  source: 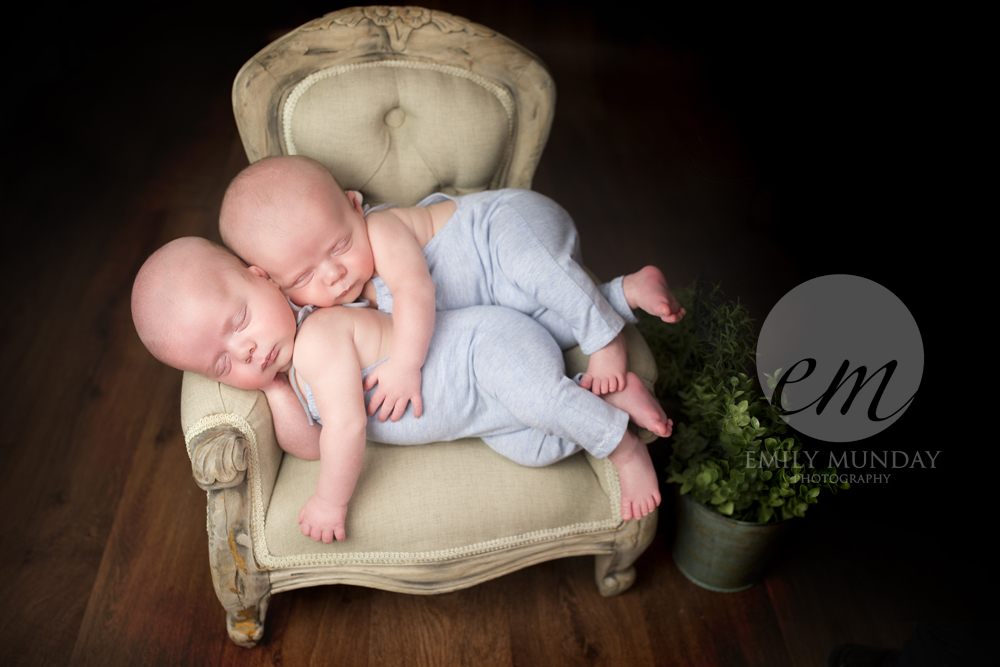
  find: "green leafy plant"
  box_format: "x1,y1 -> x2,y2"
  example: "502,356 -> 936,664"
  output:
637,282 -> 848,524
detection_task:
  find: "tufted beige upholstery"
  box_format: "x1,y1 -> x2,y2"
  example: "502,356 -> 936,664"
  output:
182,7 -> 659,648
231,6 -> 555,206
284,63 -> 512,204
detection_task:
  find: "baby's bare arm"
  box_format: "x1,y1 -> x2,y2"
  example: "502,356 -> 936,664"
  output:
261,373 -> 321,460
364,212 -> 435,421
294,311 -> 371,543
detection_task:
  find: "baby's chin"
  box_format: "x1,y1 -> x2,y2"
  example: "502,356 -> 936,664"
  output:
325,289 -> 364,308
288,293 -> 346,309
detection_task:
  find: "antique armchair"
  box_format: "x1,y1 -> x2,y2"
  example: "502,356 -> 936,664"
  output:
181,7 -> 660,648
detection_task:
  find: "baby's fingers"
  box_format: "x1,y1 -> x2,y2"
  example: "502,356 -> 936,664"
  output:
378,398 -> 396,422
363,370 -> 379,391
321,529 -> 335,544
411,395 -> 423,419
388,398 -> 410,422
367,390 -> 385,417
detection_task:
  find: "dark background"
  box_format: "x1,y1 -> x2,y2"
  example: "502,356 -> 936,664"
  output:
3,1 -> 982,663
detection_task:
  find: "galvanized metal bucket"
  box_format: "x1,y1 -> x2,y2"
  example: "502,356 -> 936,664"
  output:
672,493 -> 789,592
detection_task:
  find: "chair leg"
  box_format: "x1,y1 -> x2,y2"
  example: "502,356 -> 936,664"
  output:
595,507 -> 658,596
207,486 -> 271,648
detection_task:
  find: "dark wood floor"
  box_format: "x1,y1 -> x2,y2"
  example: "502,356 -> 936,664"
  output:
1,3 -> 984,666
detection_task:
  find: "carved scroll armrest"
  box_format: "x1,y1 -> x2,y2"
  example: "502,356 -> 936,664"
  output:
190,425 -> 250,491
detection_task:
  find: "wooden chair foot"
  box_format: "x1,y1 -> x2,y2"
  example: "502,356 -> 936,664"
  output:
226,597 -> 269,648
594,508 -> 658,597
596,564 -> 637,596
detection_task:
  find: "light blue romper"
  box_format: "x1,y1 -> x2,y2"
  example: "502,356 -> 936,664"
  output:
369,189 -> 638,355
289,305 -> 629,466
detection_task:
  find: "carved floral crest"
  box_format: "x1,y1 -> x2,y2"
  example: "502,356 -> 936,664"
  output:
306,6 -> 496,52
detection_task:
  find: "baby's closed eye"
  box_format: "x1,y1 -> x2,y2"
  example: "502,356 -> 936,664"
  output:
232,305 -> 249,331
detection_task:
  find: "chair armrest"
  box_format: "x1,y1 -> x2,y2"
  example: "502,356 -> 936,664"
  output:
180,372 -> 284,508
189,425 -> 249,490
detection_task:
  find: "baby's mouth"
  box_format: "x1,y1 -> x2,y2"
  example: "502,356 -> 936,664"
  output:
262,346 -> 277,371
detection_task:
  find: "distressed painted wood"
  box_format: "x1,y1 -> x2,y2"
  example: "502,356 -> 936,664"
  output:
190,426 -> 272,648
268,512 -> 657,596
231,6 -> 555,195
595,507 -> 659,596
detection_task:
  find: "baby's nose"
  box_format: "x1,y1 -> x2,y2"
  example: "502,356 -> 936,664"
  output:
325,263 -> 346,285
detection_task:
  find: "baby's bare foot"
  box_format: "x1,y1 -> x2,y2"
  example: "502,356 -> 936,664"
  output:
623,266 -> 686,323
601,372 -> 673,438
580,332 -> 627,395
607,430 -> 661,521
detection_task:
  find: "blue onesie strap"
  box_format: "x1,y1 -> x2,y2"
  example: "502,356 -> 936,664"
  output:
287,364 -> 315,426
288,303 -> 318,425
361,202 -> 399,217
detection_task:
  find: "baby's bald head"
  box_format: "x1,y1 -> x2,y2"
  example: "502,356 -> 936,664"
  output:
219,156 -> 350,262
131,237 -> 246,368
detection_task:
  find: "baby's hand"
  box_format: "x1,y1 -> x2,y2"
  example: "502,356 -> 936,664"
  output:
261,371 -> 290,395
364,360 -> 423,422
298,494 -> 348,543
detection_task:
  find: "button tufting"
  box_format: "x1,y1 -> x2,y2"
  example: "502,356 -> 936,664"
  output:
383,107 -> 406,128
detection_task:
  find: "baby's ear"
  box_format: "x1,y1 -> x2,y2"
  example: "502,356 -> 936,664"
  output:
247,265 -> 272,281
346,189 -> 364,210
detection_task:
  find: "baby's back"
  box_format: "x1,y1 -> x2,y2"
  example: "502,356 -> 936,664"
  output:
367,199 -> 456,250
295,305 -> 394,373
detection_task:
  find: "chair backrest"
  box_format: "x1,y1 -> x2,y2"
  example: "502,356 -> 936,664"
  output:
232,6 -> 555,205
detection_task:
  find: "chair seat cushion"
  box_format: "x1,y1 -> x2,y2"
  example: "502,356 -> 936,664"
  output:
260,438 -> 621,566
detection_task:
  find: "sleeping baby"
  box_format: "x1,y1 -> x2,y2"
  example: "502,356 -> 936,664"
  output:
132,237 -> 670,542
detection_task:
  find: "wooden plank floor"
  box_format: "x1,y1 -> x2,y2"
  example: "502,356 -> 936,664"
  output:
1,3 -> 984,666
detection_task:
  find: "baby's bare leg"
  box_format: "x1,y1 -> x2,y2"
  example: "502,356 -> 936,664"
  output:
607,429 -> 661,521
623,266 -> 686,323
580,332 -> 628,395
600,372 -> 672,438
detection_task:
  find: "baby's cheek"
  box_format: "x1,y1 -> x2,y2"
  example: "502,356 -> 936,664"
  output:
285,291 -> 310,308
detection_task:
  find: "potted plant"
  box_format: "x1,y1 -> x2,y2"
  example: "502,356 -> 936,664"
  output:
637,282 -> 849,592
